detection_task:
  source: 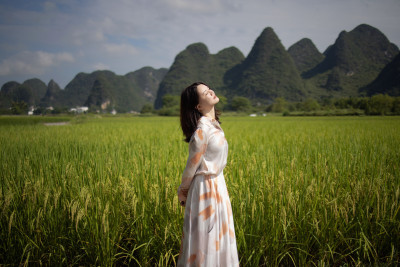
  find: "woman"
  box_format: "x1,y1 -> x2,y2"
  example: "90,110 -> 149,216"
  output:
177,82 -> 239,266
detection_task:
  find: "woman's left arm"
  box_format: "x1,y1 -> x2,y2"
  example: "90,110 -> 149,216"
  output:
177,127 -> 207,206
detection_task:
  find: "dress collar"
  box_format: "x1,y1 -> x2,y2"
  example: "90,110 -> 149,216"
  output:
200,116 -> 220,127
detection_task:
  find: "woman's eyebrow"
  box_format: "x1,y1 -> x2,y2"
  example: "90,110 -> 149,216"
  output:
202,89 -> 209,95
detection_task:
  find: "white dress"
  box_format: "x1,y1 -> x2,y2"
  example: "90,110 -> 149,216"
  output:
177,116 -> 239,267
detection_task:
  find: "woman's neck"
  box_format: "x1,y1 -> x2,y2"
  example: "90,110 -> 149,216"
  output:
202,107 -> 215,120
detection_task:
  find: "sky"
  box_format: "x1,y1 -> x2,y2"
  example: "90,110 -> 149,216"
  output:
0,0 -> 399,89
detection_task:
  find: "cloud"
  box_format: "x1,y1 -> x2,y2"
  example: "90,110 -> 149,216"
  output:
103,43 -> 138,56
0,51 -> 74,76
92,62 -> 110,70
43,1 -> 57,12
163,0 -> 237,13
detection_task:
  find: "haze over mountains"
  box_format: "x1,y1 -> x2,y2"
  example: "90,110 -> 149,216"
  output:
1,24 -> 399,112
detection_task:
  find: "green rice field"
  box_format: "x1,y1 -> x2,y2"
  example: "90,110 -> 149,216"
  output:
0,115 -> 399,266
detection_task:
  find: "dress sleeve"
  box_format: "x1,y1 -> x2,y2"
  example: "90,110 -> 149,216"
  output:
177,127 -> 207,206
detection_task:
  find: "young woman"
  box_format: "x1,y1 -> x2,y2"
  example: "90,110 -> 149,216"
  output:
177,82 -> 239,266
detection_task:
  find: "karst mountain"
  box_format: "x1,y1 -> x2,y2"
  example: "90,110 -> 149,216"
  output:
1,23 -> 398,112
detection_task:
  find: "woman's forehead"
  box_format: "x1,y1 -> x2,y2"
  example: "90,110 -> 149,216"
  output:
197,84 -> 209,94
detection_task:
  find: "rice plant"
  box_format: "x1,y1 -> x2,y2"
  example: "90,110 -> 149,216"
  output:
0,115 -> 399,266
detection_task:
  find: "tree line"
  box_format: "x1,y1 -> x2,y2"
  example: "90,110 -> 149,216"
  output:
141,94 -> 400,116
3,94 -> 399,116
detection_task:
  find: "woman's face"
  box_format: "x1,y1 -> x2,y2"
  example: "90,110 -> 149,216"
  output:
196,84 -> 219,111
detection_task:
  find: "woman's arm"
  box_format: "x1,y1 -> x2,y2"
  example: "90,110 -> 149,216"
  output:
177,128 -> 207,206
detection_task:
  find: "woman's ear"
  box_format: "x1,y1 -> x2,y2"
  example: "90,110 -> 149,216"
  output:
196,104 -> 201,111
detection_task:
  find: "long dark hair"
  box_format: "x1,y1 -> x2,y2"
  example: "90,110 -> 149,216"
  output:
180,82 -> 220,142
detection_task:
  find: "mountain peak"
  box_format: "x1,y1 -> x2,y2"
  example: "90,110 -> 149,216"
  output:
245,27 -> 281,64
331,24 -> 398,69
185,42 -> 209,56
255,27 -> 279,45
353,23 -> 383,35
216,46 -> 244,58
154,43 -> 245,108
1,81 -> 20,94
125,67 -> 168,102
288,38 -> 324,73
40,79 -> 62,105
259,27 -> 276,37
225,27 -> 305,102
84,78 -> 113,109
48,79 -> 60,88
303,23 -> 399,95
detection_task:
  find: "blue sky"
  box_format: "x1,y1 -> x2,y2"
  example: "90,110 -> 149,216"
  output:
0,0 -> 399,88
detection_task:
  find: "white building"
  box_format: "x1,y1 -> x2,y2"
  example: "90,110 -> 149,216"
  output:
28,106 -> 35,115
70,106 -> 88,114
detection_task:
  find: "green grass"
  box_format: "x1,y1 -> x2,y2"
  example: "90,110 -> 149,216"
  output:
0,115 -> 72,126
0,116 -> 399,266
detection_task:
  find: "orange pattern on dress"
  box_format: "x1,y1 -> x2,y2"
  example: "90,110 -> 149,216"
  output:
199,204 -> 215,221
190,152 -> 202,166
227,200 -> 232,216
199,192 -> 213,201
190,144 -> 207,166
229,229 -> 235,238
197,128 -> 203,140
214,182 -> 222,203
219,222 -> 229,240
187,254 -> 196,264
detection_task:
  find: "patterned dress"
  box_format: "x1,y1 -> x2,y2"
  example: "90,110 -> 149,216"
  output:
177,116 -> 239,266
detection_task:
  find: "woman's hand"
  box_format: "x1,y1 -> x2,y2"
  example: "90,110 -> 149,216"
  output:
178,187 -> 188,206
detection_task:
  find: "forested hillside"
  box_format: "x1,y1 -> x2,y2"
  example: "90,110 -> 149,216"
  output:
1,24 -> 399,113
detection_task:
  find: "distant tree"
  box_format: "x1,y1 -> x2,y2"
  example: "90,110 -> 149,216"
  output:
158,94 -> 180,116
157,106 -> 179,116
33,106 -> 45,115
215,95 -> 227,111
106,104 -> 114,113
141,103 -> 154,114
392,97 -> 400,114
231,96 -> 251,112
355,97 -> 369,110
271,97 -> 288,112
162,95 -> 180,108
366,94 -> 393,115
0,108 -> 12,115
11,101 -> 28,115
51,107 -> 64,114
287,102 -> 297,112
334,98 -> 350,109
320,97 -> 334,110
88,105 -> 100,113
302,98 -> 320,111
